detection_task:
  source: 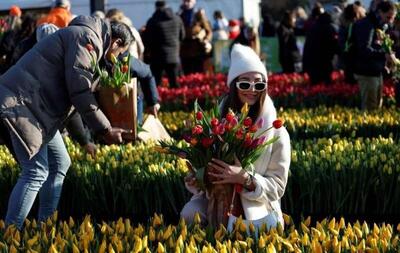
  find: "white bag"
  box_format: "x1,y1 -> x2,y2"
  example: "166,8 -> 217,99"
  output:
227,210 -> 280,236
138,115 -> 171,142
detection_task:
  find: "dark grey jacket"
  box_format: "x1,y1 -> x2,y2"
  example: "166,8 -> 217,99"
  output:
0,16 -> 111,158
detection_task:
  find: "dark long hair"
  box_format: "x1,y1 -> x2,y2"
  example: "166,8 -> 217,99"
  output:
221,77 -> 267,122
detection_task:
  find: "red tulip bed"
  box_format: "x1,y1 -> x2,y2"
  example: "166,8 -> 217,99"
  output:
157,71 -> 395,110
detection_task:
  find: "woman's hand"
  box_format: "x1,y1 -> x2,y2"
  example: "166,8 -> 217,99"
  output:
207,157 -> 247,184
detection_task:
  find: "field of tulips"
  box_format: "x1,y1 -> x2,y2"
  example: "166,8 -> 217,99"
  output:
157,72 -> 396,110
1,212 -> 400,253
1,134 -> 400,222
159,106 -> 400,140
1,70 -> 400,247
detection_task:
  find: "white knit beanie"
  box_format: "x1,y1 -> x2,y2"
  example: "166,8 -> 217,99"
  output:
227,44 -> 268,86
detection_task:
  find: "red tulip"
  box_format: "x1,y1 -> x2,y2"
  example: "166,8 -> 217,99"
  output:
211,118 -> 219,127
226,111 -> 235,122
121,65 -> 129,73
86,43 -> 94,52
196,111 -> 203,120
273,119 -> 284,129
201,137 -> 214,147
243,117 -> 252,128
192,125 -> 203,135
249,124 -> 258,133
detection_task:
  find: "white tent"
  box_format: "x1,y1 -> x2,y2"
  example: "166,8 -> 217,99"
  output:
0,0 -> 261,30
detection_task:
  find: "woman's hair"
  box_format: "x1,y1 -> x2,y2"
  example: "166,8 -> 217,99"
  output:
105,8 -> 124,21
221,76 -> 267,122
110,21 -> 134,47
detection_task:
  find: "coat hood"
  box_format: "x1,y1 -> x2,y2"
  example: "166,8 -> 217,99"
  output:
153,7 -> 175,21
69,15 -> 111,54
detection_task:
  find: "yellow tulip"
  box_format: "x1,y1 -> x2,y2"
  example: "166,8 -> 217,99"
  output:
194,213 -> 201,225
258,235 -> 266,248
98,240 -> 107,253
108,244 -> 115,253
311,240 -> 323,253
27,235 -> 38,247
157,242 -> 165,253
10,245 -> 18,253
163,225 -> 173,240
72,243 -> 80,253
241,103 -> 249,115
266,243 -> 276,253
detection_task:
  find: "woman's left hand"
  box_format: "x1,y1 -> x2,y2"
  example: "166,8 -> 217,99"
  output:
207,157 -> 247,184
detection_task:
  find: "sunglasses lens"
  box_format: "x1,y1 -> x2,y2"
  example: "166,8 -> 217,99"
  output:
254,82 -> 267,91
238,82 -> 251,90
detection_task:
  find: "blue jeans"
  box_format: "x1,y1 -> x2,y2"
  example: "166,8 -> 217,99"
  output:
5,131 -> 71,228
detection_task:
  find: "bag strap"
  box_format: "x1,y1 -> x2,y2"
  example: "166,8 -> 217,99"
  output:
344,23 -> 353,53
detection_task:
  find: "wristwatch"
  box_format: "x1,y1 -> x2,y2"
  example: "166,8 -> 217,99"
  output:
244,173 -> 254,188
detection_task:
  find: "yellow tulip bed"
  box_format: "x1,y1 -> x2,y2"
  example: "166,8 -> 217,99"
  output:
0,134 -> 399,221
158,106 -> 400,140
0,212 -> 400,253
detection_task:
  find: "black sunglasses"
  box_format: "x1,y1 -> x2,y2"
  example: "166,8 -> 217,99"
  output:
236,81 -> 268,91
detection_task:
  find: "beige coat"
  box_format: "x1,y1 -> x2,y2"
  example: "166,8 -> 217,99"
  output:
239,95 -> 291,225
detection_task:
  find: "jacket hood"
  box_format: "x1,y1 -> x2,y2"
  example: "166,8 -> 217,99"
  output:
69,15 -> 111,53
153,7 -> 175,21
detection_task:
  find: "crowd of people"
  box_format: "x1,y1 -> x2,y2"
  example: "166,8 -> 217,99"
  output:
274,0 -> 399,111
0,0 -> 398,231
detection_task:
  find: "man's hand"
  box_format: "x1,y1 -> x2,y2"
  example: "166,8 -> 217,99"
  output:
103,127 -> 131,144
84,142 -> 97,158
146,103 -> 160,118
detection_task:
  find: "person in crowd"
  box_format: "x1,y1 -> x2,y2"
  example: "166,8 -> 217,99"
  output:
37,0 -> 72,28
0,16 -> 134,229
228,19 -> 241,40
277,10 -> 302,73
0,13 -> 38,74
330,5 -> 343,31
180,44 -> 291,229
128,56 -> 161,124
144,0 -> 185,87
106,8 -> 145,60
354,1 -> 367,17
294,6 -> 308,36
231,22 -> 260,57
178,0 -> 213,74
5,5 -> 22,31
353,1 -> 397,110
261,13 -> 276,37
212,10 -> 229,41
91,10 -> 105,19
9,23 -> 97,158
338,4 -> 365,84
304,2 -> 324,33
303,12 -> 339,85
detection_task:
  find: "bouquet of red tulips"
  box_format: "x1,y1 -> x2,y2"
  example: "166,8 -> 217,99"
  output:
158,100 -> 282,189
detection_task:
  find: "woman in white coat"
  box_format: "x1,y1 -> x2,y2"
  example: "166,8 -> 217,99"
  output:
180,44 -> 291,229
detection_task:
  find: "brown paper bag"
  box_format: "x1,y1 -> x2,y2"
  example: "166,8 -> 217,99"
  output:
138,115 -> 171,142
97,79 -> 137,141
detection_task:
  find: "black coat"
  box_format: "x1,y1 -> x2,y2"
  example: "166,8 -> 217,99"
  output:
277,24 -> 301,73
144,7 -> 185,64
302,13 -> 339,81
352,13 -> 386,76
